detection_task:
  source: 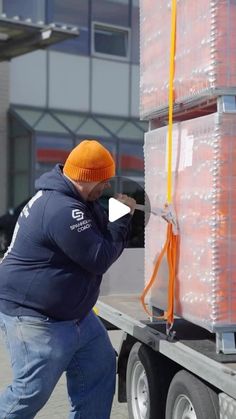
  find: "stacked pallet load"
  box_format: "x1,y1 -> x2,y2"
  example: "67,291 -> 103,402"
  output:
140,0 -> 236,119
141,0 -> 236,338
144,112 -> 236,331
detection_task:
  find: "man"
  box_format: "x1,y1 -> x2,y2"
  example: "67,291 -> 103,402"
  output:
0,139 -> 136,418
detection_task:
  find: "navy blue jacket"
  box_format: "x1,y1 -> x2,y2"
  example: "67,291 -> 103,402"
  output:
0,165 -> 132,321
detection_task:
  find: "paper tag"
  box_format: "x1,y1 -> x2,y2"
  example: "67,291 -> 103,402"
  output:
180,131 -> 194,169
165,129 -> 194,172
184,134 -> 194,167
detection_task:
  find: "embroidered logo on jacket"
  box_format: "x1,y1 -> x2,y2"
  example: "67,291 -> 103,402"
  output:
70,219 -> 92,232
72,209 -> 84,221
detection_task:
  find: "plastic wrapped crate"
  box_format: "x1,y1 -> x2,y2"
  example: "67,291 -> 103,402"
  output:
140,0 -> 236,119
144,112 -> 236,332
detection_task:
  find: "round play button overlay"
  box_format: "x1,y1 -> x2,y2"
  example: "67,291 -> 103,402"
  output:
93,176 -> 151,248
108,197 -> 131,222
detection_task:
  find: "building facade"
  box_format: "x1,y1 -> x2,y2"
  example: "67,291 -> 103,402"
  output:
1,0 -> 146,211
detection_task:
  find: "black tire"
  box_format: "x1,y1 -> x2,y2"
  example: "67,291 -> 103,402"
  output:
126,342 -> 170,419
166,370 -> 219,419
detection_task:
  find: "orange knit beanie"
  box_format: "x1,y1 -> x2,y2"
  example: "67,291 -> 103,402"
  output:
63,139 -> 115,182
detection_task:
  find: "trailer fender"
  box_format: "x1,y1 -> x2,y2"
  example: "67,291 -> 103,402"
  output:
117,333 -> 137,402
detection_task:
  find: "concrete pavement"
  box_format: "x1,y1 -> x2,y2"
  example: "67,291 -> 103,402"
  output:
0,330 -> 129,418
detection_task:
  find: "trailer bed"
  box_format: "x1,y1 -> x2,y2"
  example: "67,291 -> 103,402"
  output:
97,294 -> 236,399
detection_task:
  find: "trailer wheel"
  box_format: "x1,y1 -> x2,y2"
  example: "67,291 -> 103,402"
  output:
166,370 -> 219,419
126,342 -> 166,419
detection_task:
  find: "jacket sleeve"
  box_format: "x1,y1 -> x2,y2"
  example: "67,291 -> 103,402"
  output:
46,204 -> 132,275
95,201 -> 132,250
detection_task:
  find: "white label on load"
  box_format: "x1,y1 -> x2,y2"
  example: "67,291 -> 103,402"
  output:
180,131 -> 194,169
165,129 -> 194,172
184,134 -> 194,167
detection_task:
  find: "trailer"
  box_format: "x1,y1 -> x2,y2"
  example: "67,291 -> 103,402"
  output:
98,249 -> 236,419
97,0 -> 236,414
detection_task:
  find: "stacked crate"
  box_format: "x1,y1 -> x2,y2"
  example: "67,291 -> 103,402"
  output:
140,0 -> 236,119
141,0 -> 236,342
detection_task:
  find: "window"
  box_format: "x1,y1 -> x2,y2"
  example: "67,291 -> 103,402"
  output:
91,0 -> 130,27
9,115 -> 32,207
35,134 -> 73,179
48,0 -> 89,55
119,141 -> 144,177
3,0 -> 45,23
51,0 -> 86,26
131,0 -> 140,63
92,22 -> 130,59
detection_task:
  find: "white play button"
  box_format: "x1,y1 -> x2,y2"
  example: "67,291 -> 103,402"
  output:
108,197 -> 131,222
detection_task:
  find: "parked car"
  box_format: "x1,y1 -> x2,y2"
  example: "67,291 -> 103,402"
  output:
0,199 -> 29,254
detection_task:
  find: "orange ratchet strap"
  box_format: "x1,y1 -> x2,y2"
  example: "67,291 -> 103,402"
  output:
140,0 -> 179,335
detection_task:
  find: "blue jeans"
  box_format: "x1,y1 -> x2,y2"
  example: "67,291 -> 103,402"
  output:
0,310 -> 116,419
